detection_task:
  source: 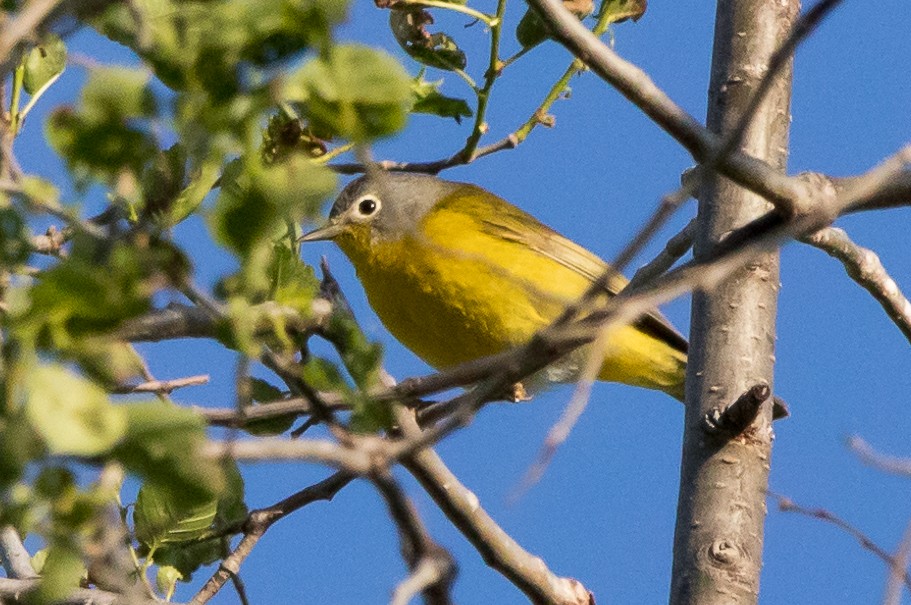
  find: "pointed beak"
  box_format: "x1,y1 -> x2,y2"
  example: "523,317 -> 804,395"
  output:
298,220 -> 345,243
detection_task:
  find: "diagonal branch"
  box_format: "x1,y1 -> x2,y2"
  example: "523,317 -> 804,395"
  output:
396,410 -> 592,605
803,227 -> 911,344
189,472 -> 355,605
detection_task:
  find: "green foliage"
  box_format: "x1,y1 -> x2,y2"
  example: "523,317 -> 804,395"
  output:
33,544 -> 86,603
0,207 -> 32,266
112,403 -> 227,506
134,483 -> 218,548
211,156 -> 336,261
136,460 -> 246,582
45,67 -> 158,189
411,73 -> 473,123
22,34 -> 67,95
0,0 -> 552,596
24,364 -> 127,456
139,145 -> 221,228
93,0 -> 346,96
242,378 -> 297,435
284,44 -> 412,141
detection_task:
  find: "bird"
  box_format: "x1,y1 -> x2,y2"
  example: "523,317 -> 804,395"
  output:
300,171 -> 688,399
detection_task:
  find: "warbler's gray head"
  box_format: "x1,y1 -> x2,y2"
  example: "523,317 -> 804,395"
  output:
300,172 -> 461,243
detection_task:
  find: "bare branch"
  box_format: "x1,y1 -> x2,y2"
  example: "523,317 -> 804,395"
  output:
849,437 -> 911,477
804,227 -> 911,344
703,384 -> 772,436
883,519 -> 911,605
626,219 -> 695,289
0,526 -> 36,579
330,136 -> 518,175
524,0 -> 803,211
203,438 -> 377,474
772,494 -> 911,592
372,471 -> 455,605
0,577 -> 168,605
838,169 -> 911,213
111,374 -> 209,394
117,297 -> 331,344
396,411 -> 592,605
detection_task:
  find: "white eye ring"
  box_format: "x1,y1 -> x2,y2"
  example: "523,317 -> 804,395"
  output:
353,195 -> 381,218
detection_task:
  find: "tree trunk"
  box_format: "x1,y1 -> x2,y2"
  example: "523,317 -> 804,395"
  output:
669,0 -> 798,603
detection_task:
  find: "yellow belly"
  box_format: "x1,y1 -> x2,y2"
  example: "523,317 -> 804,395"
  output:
338,207 -> 686,398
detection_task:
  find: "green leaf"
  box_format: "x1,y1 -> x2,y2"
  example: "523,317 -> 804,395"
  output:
241,377 -> 297,436
250,377 -> 283,402
22,34 -> 67,95
24,364 -> 127,456
113,402 -> 225,506
34,544 -> 85,604
134,482 -> 218,548
45,67 -> 158,188
301,356 -> 350,394
411,75 -> 472,123
0,207 -> 31,266
142,460 -> 245,582
349,394 -> 394,434
270,243 -> 320,311
20,239 -> 155,344
390,9 -> 467,72
94,0 -> 348,95
156,565 -> 184,598
84,67 -> 156,120
152,539 -> 223,583
286,44 -> 412,141
163,158 -> 221,227
211,155 -> 335,261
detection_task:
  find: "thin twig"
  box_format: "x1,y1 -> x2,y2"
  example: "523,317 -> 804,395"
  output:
203,438 -> 377,473
849,437 -> 911,477
372,470 -> 455,605
883,519 -> 911,605
111,374 -> 209,394
626,219 -> 696,289
525,0 -> 841,214
804,227 -> 911,345
772,494 -> 911,592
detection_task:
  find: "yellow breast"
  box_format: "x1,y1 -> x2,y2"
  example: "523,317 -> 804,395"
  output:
336,189 -> 686,398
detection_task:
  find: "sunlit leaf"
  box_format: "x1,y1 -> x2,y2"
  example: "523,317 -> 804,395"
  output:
285,44 -> 411,141
411,74 -> 472,123
22,34 -> 67,95
134,482 -> 218,548
24,364 -> 127,457
34,544 -> 85,603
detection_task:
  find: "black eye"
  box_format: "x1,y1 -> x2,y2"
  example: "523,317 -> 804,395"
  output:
357,198 -> 378,216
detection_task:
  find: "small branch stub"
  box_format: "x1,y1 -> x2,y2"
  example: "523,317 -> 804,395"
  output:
703,383 -> 771,436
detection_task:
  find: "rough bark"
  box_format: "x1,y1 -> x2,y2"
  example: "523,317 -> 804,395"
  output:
669,0 -> 799,603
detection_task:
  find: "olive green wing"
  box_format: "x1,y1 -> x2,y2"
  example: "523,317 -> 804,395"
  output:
476,199 -> 689,354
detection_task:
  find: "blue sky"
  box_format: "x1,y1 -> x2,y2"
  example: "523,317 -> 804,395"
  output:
17,0 -> 911,603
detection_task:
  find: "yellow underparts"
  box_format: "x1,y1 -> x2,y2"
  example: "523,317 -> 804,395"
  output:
337,202 -> 686,399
